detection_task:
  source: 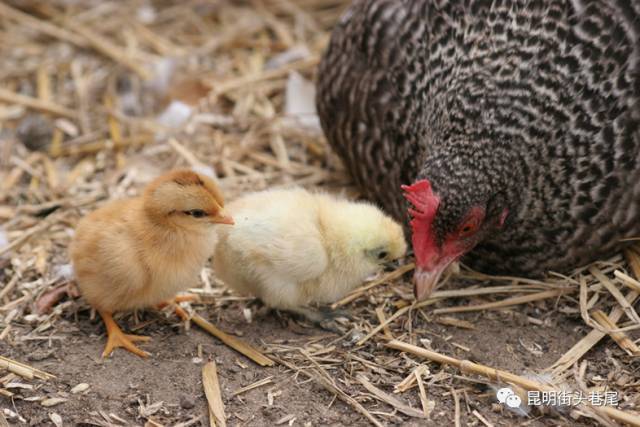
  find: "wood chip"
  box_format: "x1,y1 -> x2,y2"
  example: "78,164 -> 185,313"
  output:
202,362 -> 226,427
48,413 -> 63,427
41,398 -> 67,407
71,383 -> 90,394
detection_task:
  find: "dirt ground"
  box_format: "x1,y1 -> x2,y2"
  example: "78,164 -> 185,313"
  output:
1,1 -> 639,426
2,278 -> 633,426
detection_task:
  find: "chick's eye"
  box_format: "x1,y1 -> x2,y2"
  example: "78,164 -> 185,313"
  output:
185,209 -> 207,218
377,251 -> 388,260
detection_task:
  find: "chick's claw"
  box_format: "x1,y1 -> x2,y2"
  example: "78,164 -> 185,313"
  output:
100,311 -> 151,358
156,295 -> 196,321
318,305 -> 353,320
172,294 -> 199,304
156,293 -> 199,311
293,307 -> 351,333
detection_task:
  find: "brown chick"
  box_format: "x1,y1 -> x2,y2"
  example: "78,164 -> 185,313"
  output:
70,169 -> 233,358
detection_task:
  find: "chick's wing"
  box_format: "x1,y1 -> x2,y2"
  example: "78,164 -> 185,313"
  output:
225,210 -> 329,285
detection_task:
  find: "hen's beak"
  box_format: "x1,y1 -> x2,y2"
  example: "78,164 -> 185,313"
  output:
210,213 -> 234,225
413,263 -> 449,300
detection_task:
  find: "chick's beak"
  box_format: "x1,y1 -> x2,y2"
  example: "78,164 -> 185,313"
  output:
413,263 -> 449,300
210,212 -> 234,225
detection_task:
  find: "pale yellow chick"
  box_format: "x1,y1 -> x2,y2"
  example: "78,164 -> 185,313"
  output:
212,188 -> 406,326
71,169 -> 233,358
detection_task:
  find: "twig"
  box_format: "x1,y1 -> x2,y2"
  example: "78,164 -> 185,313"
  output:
332,263 -> 414,308
591,310 -> 640,356
202,361 -> 226,427
0,87 -> 77,118
0,274 -> 21,301
614,270 -> 640,293
190,313 -> 274,367
432,289 -> 571,314
167,138 -> 215,178
0,217 -> 56,257
414,368 -> 431,417
207,56 -> 319,97
231,376 -> 273,396
356,375 -> 426,418
549,254 -> 640,376
375,306 -> 393,340
356,304 -> 413,346
590,266 -> 640,325
0,356 -> 55,380
387,339 -> 640,427
273,356 -> 383,427
51,135 -> 152,158
450,386 -> 461,427
69,23 -> 152,80
0,2 -> 87,46
471,410 -> 494,427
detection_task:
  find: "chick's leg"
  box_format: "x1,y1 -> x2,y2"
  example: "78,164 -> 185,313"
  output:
156,293 -> 199,311
172,294 -> 199,304
155,295 -> 197,322
99,311 -> 151,358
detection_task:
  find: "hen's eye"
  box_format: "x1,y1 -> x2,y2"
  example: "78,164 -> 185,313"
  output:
459,222 -> 477,237
185,209 -> 207,218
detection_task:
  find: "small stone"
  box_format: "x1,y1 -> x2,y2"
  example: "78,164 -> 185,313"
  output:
180,395 -> 195,410
71,383 -> 90,394
41,398 -> 67,407
49,412 -> 63,427
16,114 -> 53,151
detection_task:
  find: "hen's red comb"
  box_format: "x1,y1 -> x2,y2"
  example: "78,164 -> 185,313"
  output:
401,179 -> 440,220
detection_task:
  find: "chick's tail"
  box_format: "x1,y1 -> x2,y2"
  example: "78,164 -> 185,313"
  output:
99,310 -> 151,358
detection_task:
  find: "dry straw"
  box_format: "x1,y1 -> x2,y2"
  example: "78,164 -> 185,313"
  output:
1,1 -> 639,425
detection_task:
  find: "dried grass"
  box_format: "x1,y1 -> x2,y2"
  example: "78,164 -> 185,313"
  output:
1,1 -> 639,425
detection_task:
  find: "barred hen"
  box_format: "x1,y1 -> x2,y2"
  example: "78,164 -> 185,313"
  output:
317,0 -> 640,299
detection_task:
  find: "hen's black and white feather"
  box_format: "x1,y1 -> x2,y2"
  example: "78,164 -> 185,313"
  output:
317,0 -> 640,275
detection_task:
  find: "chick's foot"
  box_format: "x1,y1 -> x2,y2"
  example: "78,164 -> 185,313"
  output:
100,311 -> 151,358
292,306 -> 351,333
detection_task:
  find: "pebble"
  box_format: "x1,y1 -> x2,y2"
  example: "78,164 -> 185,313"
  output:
49,412 -> 63,427
180,395 -> 195,410
71,383 -> 90,394
41,397 -> 67,407
16,113 -> 53,151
